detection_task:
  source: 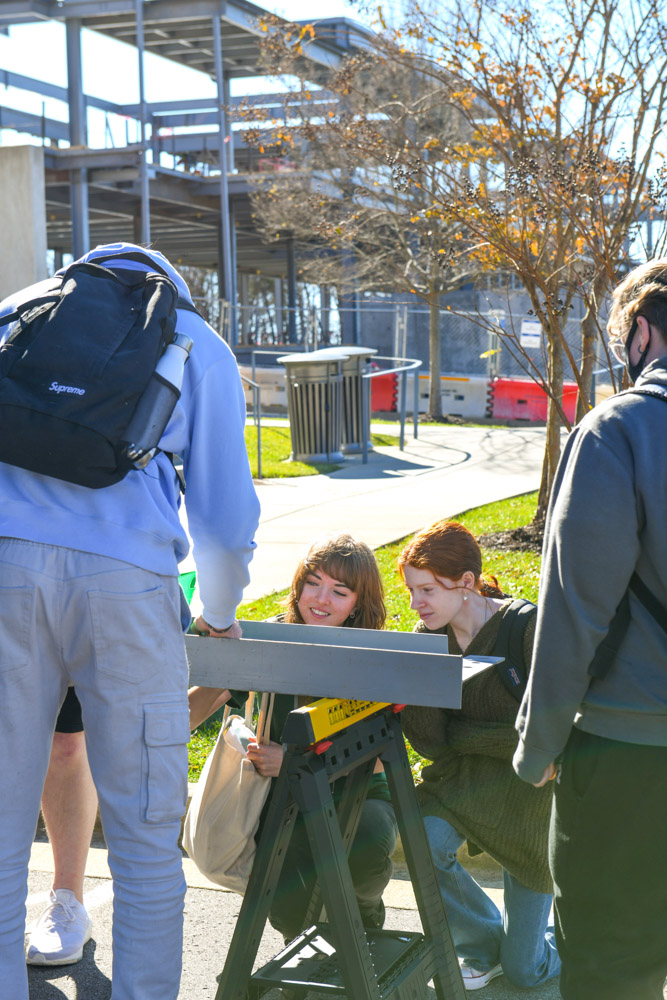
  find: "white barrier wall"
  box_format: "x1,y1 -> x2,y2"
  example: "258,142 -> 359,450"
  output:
410,373 -> 490,419
0,146 -> 47,300
238,365 -> 288,412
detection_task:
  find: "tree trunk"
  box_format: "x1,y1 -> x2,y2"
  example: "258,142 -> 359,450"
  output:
427,281 -> 443,419
575,300 -> 601,423
535,330 -> 564,523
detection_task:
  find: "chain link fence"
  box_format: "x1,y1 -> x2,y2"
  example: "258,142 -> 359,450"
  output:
232,301 -> 616,389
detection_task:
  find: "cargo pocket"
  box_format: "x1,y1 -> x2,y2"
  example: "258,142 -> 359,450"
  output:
0,585 -> 34,674
88,586 -> 167,684
141,702 -> 190,824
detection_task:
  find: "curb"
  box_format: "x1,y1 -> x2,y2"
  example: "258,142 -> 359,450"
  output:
40,784 -> 501,884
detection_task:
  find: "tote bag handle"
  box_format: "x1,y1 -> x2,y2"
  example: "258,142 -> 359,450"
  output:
222,692 -> 275,746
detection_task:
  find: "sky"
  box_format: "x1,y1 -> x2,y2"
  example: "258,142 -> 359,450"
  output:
0,0 -> 376,146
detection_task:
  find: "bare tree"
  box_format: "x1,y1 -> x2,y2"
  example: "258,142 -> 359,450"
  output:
239,34 -> 477,417
242,2 -> 667,510
366,0 -> 667,515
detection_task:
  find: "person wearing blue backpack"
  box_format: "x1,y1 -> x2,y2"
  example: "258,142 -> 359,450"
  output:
0,244 -> 260,1000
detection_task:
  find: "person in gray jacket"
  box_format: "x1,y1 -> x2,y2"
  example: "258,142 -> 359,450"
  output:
512,258 -> 667,1000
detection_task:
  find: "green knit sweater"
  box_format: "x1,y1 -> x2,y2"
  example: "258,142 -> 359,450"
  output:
401,599 -> 554,895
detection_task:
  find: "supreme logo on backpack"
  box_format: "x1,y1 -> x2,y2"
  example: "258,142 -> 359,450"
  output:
0,254 -> 187,489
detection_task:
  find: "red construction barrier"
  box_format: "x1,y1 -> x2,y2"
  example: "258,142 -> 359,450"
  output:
370,372 -> 398,412
490,377 -> 578,423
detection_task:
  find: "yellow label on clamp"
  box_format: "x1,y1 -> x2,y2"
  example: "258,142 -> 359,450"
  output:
288,698 -> 391,744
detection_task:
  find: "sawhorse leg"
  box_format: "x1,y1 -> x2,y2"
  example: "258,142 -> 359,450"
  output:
298,753 -> 377,934
294,755 -> 381,1000
382,713 -> 466,1000
214,753 -> 298,1000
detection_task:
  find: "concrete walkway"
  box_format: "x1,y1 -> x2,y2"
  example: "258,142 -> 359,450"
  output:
182,421 -> 548,600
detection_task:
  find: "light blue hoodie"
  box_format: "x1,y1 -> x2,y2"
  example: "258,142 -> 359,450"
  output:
0,243 -> 260,628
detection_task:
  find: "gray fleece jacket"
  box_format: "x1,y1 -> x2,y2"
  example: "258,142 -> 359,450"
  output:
514,357 -> 667,784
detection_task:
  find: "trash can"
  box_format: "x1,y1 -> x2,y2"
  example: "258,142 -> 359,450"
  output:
278,352 -> 348,463
311,346 -> 377,453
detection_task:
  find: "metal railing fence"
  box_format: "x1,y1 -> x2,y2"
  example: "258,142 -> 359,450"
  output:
238,373 -> 262,479
362,356 -> 422,463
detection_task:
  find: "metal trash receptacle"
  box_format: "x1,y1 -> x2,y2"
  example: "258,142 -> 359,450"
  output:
278,352 -> 348,463
311,346 -> 377,453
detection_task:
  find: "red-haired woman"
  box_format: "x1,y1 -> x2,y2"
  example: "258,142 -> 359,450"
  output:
398,520 -> 560,992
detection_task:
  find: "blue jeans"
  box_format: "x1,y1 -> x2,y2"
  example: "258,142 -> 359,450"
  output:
424,815 -> 561,988
0,540 -> 190,1000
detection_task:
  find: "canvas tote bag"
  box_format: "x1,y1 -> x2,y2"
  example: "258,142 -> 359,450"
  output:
183,692 -> 275,893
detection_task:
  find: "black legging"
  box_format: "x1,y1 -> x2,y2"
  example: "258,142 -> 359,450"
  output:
267,796 -> 398,941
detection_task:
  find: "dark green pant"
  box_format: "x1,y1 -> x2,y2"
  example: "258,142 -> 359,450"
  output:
550,728 -> 667,1000
269,796 -> 398,941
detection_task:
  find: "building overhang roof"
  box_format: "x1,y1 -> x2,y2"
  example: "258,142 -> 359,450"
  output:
0,0 -> 377,79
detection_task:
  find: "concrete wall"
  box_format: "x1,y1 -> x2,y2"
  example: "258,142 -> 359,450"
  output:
0,145 -> 47,300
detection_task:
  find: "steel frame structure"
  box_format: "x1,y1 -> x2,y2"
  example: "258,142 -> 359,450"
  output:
0,0 -> 376,341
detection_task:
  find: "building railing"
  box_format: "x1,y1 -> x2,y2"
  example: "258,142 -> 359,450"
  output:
238,373 -> 263,480
362,356 -> 422,463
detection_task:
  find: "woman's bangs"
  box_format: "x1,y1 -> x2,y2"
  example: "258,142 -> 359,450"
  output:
317,554 -> 360,592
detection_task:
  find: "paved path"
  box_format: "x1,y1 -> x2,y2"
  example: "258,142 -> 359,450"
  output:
27,839 -> 567,1000
182,422 -> 548,600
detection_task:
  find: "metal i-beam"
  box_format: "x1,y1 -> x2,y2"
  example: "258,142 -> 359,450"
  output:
66,17 -> 90,257
186,620 -> 470,706
135,0 -> 150,244
212,11 -> 236,342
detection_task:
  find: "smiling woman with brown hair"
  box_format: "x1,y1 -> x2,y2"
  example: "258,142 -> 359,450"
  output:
243,534 -> 395,941
190,534 -> 397,944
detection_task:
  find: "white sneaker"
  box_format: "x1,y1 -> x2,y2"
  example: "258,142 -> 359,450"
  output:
460,960 -> 503,991
26,889 -> 93,966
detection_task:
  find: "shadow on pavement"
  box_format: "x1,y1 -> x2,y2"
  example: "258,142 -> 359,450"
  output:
27,940 -> 111,999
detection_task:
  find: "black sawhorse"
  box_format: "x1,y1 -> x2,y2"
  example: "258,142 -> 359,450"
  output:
214,705 -> 465,1000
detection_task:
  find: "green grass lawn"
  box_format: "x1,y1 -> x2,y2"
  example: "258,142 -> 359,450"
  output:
245,424 -> 398,478
188,490 -> 541,780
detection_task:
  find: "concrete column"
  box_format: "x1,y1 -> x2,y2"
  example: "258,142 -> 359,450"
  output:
229,199 -> 239,345
212,15 -> 235,343
274,278 -> 283,340
339,246 -> 360,345
320,284 -> 331,343
286,234 -> 297,343
239,272 -> 250,344
0,146 -> 47,299
135,0 -> 151,244
223,72 -> 235,174
66,18 -> 90,258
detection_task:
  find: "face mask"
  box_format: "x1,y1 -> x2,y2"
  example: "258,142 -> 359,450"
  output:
611,317 -> 651,384
627,332 -> 651,384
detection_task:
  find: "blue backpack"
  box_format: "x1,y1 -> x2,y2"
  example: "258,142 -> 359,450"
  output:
0,250 -> 196,489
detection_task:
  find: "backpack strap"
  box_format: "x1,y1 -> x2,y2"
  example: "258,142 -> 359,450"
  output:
494,598 -> 536,701
87,251 -> 203,318
587,382 -> 666,678
589,572 -> 667,679
0,280 -> 63,330
90,249 -> 172,278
